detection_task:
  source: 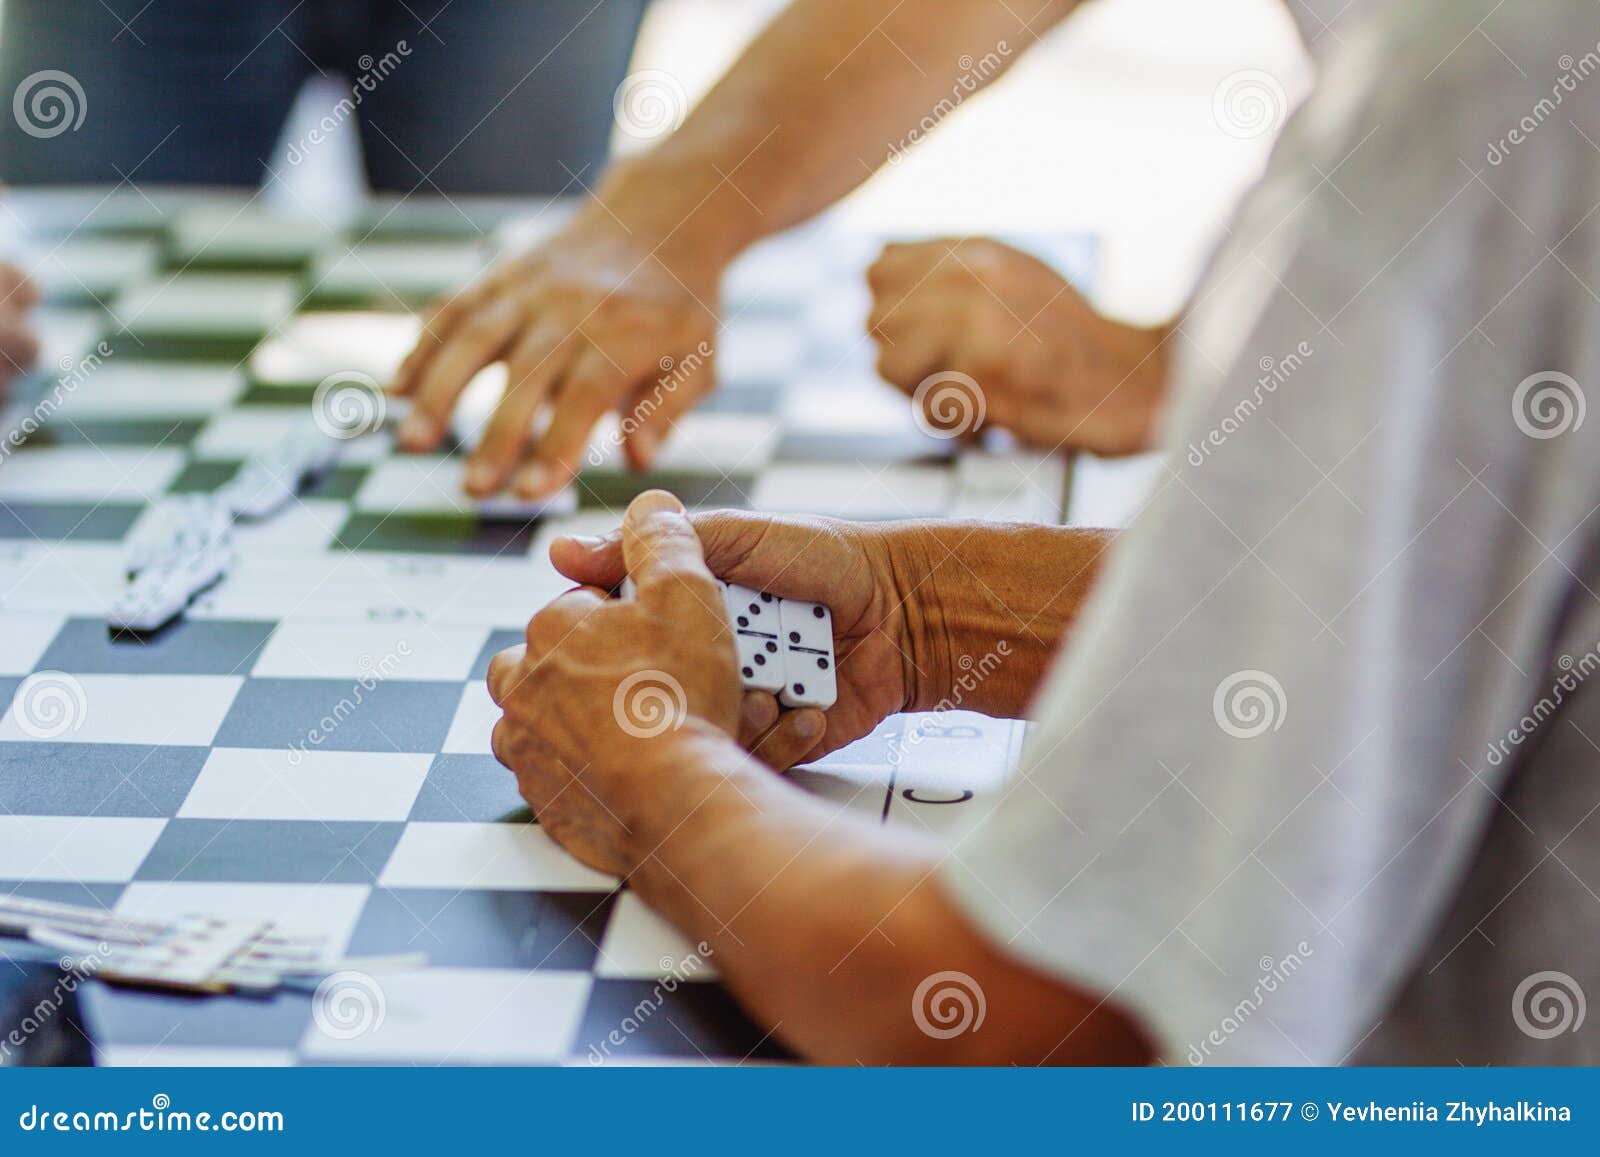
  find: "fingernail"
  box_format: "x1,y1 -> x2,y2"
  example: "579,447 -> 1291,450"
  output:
465,461 -> 498,492
564,534 -> 608,550
628,489 -> 684,518
794,711 -> 824,739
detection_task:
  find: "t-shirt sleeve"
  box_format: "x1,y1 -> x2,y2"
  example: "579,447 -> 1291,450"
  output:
941,4 -> 1600,1065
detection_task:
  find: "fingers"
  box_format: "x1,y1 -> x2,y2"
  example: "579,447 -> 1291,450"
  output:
746,708 -> 826,771
621,490 -> 717,613
549,529 -> 624,588
391,287 -> 479,398
619,344 -> 714,472
486,643 -> 526,705
398,296 -> 523,452
736,691 -> 780,749
517,347 -> 617,500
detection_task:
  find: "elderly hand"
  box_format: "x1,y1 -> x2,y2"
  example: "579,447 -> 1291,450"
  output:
551,507 -> 920,772
867,238 -> 1170,455
388,209 -> 722,502
0,262 -> 40,396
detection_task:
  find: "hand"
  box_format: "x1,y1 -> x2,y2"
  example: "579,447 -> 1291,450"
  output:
0,262 -> 40,397
389,211 -> 722,500
550,507 -> 919,771
487,491 -> 743,876
867,238 -> 1170,455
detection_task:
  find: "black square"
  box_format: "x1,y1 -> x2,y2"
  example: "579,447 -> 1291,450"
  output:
409,754 -> 528,823
577,979 -> 792,1062
347,887 -> 614,970
335,512 -> 541,556
213,679 -> 462,753
0,742 -> 207,817
40,617 -> 276,677
81,985 -> 313,1050
469,629 -> 523,680
134,819 -> 404,883
0,502 -> 142,541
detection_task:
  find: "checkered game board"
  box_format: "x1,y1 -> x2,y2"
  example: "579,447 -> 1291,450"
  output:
0,187 -> 1097,1065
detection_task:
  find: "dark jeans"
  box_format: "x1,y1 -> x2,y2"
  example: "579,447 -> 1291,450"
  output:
0,0 -> 648,194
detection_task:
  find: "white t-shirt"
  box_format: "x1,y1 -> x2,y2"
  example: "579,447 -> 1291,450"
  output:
943,0 -> 1600,1064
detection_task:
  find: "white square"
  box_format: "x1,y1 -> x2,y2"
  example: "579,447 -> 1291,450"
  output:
35,309 -> 106,371
0,447 -> 185,503
595,892 -> 719,980
0,612 -> 66,675
353,456 -> 576,518
251,620 -> 488,682
0,544 -> 125,615
312,242 -> 485,302
229,498 -> 344,553
378,822 -> 617,890
21,238 -> 161,301
177,748 -> 432,823
442,682 -> 497,754
193,407 -> 391,463
751,463 -> 953,518
0,674 -> 242,746
298,969 -> 592,1063
112,274 -> 297,338
51,362 -> 246,420
249,312 -> 420,388
115,881 -> 371,953
0,816 -> 166,881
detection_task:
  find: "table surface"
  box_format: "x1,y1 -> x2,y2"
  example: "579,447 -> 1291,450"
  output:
0,188 -> 1160,1065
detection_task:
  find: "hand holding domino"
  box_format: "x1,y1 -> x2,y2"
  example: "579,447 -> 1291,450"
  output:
619,575 -> 837,710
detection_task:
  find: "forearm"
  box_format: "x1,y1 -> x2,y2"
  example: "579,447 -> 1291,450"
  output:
590,0 -> 1079,264
628,727 -> 1150,1065
883,521 -> 1115,717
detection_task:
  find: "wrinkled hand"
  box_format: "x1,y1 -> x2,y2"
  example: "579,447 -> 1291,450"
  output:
0,262 -> 40,397
867,238 -> 1169,455
487,491 -> 742,876
390,213 -> 721,500
551,507 -> 917,772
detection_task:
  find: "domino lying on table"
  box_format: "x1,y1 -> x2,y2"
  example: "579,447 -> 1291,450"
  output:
620,576 -> 837,710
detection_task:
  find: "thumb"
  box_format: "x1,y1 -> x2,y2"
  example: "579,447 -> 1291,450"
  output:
622,490 -> 715,607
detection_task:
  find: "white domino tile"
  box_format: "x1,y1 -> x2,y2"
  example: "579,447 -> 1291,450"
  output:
115,881 -> 372,953
0,447 -> 186,503
252,620 -> 489,682
298,969 -> 592,1063
0,816 -> 167,881
595,892 -> 720,980
177,749 -> 432,823
378,822 -> 617,891
442,681 -> 497,754
0,612 -> 66,675
0,674 -> 243,746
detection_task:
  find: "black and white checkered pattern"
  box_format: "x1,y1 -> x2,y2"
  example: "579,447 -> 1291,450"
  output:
0,188 -> 1091,1065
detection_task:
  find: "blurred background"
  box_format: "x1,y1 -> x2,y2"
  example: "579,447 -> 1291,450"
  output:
265,0 -> 1312,326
